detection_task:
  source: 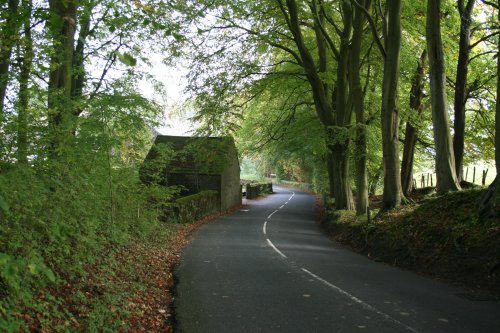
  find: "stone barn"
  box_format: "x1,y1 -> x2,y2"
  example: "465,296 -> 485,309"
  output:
141,135 -> 241,211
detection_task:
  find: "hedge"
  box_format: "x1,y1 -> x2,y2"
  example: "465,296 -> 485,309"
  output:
172,190 -> 221,223
246,182 -> 273,199
277,180 -> 311,191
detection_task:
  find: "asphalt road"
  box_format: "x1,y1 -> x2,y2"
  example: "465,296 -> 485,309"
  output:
174,186 -> 500,333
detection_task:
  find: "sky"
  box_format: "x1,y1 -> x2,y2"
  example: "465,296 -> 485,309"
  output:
139,56 -> 195,137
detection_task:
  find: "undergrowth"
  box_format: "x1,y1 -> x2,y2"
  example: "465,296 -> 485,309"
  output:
325,189 -> 500,296
0,150 -> 178,331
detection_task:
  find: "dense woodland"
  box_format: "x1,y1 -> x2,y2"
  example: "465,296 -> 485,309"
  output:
179,0 -> 500,215
0,0 -> 499,331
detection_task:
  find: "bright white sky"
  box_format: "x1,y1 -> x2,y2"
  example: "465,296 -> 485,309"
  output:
139,56 -> 195,137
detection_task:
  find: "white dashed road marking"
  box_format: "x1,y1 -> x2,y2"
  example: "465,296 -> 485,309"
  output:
263,190 -> 418,333
266,238 -> 287,258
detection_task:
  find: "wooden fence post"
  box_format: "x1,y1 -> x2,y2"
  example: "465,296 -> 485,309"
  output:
482,169 -> 488,186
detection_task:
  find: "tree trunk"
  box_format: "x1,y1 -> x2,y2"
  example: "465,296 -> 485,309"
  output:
47,0 -> 78,156
453,0 -> 475,182
495,0 -> 500,216
286,0 -> 353,210
0,0 -> 21,120
313,3 -> 335,201
16,0 -> 33,164
426,0 -> 461,193
71,3 -> 92,116
331,0 -> 354,210
401,50 -> 427,196
350,0 -> 370,214
326,126 -> 355,211
330,141 -> 354,209
479,0 -> 500,217
369,161 -> 384,196
325,145 -> 335,198
381,0 -> 405,210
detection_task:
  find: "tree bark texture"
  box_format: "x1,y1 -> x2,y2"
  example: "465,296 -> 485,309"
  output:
350,0 -> 370,214
495,0 -> 500,193
71,3 -> 92,116
16,0 -> 33,164
401,50 -> 427,196
495,0 -> 500,215
426,0 -> 461,193
0,0 -> 21,119
479,0 -> 500,217
481,0 -> 500,216
330,1 -> 354,210
453,0 -> 475,182
490,0 -> 500,217
381,0 -> 404,210
286,0 -> 353,209
47,0 -> 78,155
369,162 -> 383,196
325,147 -> 335,198
330,141 -> 353,209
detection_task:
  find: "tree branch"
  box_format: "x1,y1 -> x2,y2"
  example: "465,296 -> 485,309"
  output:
215,15 -> 304,65
481,0 -> 499,9
469,31 -> 500,50
351,0 -> 386,57
468,50 -> 497,63
310,0 -> 340,59
90,39 -> 123,100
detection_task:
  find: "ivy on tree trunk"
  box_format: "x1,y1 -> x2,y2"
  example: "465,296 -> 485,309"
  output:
401,50 -> 427,197
350,0 -> 370,215
47,0 -> 78,157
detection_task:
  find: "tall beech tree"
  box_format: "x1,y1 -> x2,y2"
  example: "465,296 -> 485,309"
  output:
401,50 -> 427,196
285,0 -> 354,209
491,0 -> 500,216
494,0 -> 500,216
43,0 -> 175,157
182,0 -> 365,210
380,0 -> 405,209
329,0 -> 355,210
47,0 -> 78,156
16,0 -> 33,164
426,0 -> 461,193
176,0 -> 498,210
359,0 -> 406,209
453,0 -> 476,182
0,0 -> 21,119
478,0 -> 500,216
350,0 -> 371,214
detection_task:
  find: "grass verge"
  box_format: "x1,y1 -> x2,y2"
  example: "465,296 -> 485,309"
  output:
14,207 -> 239,332
322,189 -> 500,299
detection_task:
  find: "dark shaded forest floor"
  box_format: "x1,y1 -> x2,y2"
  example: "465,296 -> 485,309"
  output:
322,188 -> 500,300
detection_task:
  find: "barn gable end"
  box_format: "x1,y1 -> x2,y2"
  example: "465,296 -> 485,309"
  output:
141,135 -> 241,211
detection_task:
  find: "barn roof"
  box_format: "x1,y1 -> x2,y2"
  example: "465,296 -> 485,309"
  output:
145,135 -> 237,175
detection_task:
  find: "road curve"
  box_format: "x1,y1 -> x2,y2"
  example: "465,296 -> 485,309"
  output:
174,186 -> 500,333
